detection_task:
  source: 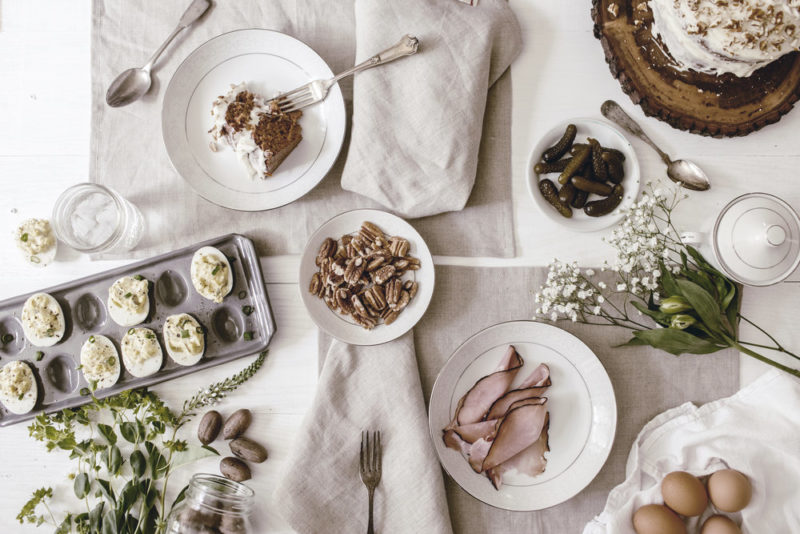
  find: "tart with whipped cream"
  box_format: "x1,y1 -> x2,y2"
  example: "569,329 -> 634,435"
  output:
210,83 -> 303,179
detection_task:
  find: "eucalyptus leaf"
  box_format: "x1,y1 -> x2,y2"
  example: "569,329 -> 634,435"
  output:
73,473 -> 90,500
130,449 -> 146,478
170,484 -> 190,514
171,444 -> 219,471
675,279 -> 727,335
101,508 -> 118,534
120,422 -> 138,444
108,445 -> 123,476
145,441 -> 168,479
631,328 -> 723,356
96,479 -> 116,505
54,514 -> 72,534
89,501 -> 105,530
118,479 -> 139,513
97,423 -> 117,445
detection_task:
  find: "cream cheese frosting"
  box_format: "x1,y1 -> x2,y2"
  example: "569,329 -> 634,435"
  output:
650,0 -> 800,77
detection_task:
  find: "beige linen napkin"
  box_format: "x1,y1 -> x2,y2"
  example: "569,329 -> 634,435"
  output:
273,332 -> 453,534
342,0 -> 522,218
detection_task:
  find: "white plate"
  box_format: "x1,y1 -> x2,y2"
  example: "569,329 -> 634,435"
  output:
429,320 -> 616,511
299,209 -> 435,346
162,29 -> 346,211
527,118 -> 641,232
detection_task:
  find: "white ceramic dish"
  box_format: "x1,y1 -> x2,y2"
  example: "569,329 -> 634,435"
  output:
527,118 -> 641,232
429,320 -> 616,511
299,209 -> 434,346
162,29 -> 346,211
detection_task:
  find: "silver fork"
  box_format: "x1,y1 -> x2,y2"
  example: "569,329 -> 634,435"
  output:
360,430 -> 382,534
272,35 -> 419,113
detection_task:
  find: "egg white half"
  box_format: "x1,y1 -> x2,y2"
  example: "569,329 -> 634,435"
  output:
21,292 -> 65,347
107,276 -> 150,327
80,334 -> 121,390
164,313 -> 205,366
190,246 -> 233,303
0,360 -> 38,414
121,327 -> 163,378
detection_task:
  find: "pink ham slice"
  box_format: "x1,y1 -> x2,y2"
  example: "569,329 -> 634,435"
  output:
484,363 -> 550,421
446,346 -> 523,428
486,413 -> 550,489
479,403 -> 549,473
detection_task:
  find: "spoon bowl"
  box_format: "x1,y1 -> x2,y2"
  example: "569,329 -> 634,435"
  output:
106,68 -> 152,108
667,159 -> 710,191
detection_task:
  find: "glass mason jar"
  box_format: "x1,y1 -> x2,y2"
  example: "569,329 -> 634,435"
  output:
165,474 -> 254,534
51,183 -> 144,254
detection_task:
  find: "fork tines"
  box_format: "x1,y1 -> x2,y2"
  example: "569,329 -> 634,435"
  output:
360,430 -> 382,481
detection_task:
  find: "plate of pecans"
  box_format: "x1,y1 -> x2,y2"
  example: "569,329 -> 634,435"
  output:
299,209 -> 435,345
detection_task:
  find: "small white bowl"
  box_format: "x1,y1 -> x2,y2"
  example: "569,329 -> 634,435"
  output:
299,209 -> 435,346
527,118 -> 641,232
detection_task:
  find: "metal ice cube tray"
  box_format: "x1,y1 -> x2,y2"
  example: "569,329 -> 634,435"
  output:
0,234 -> 275,427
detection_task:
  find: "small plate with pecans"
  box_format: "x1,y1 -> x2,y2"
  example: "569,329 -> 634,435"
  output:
299,209 -> 435,345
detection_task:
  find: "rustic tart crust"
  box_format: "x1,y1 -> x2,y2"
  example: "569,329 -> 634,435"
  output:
592,0 -> 800,137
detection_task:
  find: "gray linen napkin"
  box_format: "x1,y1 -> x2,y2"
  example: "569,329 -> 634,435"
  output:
273,332 -> 453,534
341,0 -> 522,218
412,266 -> 739,533
89,0 -> 518,258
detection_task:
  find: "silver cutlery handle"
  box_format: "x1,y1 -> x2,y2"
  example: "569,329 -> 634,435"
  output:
331,35 -> 420,84
179,0 -> 212,28
145,0 -> 211,71
601,100 -> 672,165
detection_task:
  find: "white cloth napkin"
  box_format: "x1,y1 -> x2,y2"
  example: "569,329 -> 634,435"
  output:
583,370 -> 800,534
341,0 -> 522,218
274,332 -> 453,534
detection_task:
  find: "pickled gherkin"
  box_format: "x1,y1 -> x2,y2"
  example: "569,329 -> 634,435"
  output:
539,179 -> 572,218
542,124 -> 577,163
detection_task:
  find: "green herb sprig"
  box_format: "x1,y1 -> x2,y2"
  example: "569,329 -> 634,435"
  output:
18,351 -> 267,533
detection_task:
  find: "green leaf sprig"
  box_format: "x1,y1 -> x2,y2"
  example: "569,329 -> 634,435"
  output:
19,351 -> 267,533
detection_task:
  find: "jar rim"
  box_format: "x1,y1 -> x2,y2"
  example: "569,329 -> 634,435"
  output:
51,182 -> 125,253
189,473 -> 255,502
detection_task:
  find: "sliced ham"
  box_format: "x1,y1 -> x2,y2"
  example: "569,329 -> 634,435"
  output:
486,384 -> 550,421
487,413 -> 550,489
481,403 -> 549,472
448,397 -> 547,449
446,346 -> 523,427
518,363 -> 551,389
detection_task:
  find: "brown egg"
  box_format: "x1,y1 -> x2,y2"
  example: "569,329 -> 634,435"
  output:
708,469 -> 752,513
633,504 -> 687,534
661,471 -> 708,516
701,515 -> 742,534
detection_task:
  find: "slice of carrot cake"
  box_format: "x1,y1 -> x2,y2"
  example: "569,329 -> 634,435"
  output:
210,83 -> 303,178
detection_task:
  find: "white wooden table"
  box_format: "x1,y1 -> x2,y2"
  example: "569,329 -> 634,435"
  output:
1,0 -> 798,531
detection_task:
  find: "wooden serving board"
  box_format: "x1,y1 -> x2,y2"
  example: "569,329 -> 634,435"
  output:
591,0 -> 800,137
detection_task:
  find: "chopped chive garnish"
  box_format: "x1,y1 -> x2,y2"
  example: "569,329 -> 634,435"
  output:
46,328 -> 54,337
76,364 -> 83,370
181,330 -> 190,338
211,265 -> 221,276
88,335 -> 95,343
243,331 -> 253,341
1,333 -> 13,344
127,328 -> 135,335
20,233 -> 28,242
124,292 -> 132,298
242,305 -> 253,316
35,351 -> 44,361
30,256 -> 41,264
238,290 -> 247,300
79,387 -> 90,396
18,393 -> 24,400
133,274 -> 144,281
146,334 -> 155,339
89,380 -> 98,391
107,357 -> 116,366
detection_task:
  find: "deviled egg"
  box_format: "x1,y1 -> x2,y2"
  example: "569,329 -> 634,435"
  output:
164,313 -> 205,366
15,218 -> 57,266
121,327 -> 163,378
0,360 -> 38,414
21,292 -> 65,347
79,334 -> 120,390
107,275 -> 149,327
191,247 -> 233,303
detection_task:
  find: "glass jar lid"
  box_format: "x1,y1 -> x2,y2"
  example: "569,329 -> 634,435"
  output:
713,193 -> 800,286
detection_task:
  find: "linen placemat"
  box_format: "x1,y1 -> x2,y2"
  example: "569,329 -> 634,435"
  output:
90,0 -> 518,259
412,265 -> 739,533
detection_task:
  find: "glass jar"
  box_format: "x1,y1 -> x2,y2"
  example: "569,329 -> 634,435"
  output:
165,474 -> 254,534
51,183 -> 144,254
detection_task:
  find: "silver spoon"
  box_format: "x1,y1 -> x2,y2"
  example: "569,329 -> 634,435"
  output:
105,0 -> 211,107
601,100 -> 711,191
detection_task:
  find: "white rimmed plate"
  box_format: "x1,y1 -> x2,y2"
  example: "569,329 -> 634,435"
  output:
527,118 -> 640,232
429,320 -> 616,511
162,29 -> 346,211
299,209 -> 434,346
